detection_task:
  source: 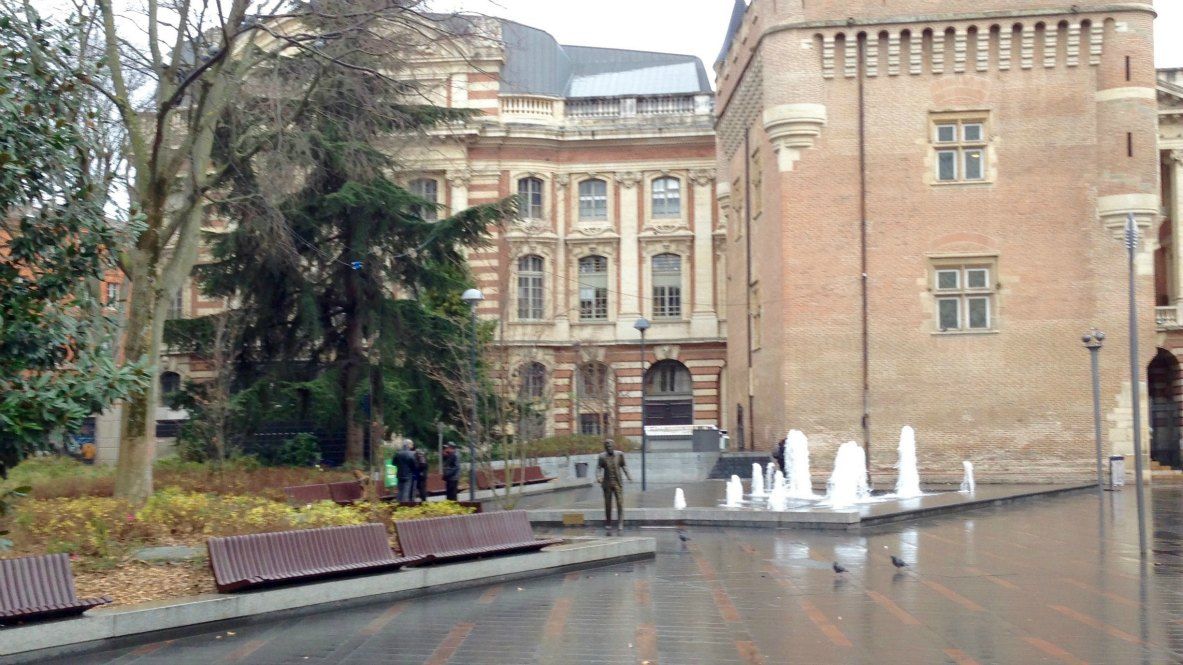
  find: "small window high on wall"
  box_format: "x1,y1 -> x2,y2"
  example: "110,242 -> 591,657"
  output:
518,177 -> 544,219
652,177 -> 681,217
410,178 -> 439,221
578,179 -> 608,220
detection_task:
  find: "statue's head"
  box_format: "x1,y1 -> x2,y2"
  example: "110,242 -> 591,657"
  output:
603,439 -> 615,454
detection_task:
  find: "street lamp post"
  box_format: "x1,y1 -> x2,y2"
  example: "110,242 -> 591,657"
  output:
1122,213 -> 1149,557
461,288 -> 484,501
634,317 -> 651,492
1083,330 -> 1105,495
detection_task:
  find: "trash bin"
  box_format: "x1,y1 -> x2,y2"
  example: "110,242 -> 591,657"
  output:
1109,455 -> 1126,490
574,462 -> 589,478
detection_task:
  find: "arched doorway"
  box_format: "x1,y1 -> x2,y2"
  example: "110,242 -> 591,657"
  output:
643,360 -> 693,427
1148,348 -> 1182,469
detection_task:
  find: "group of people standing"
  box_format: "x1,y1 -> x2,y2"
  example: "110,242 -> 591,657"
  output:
390,441 -> 462,502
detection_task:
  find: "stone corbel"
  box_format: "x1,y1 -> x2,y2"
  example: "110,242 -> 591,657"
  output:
446,170 -> 472,188
762,103 -> 828,172
1097,193 -> 1159,245
556,173 -> 571,186
614,171 -> 641,189
689,169 -> 716,188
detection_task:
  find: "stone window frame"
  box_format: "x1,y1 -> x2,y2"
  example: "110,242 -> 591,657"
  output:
644,173 -> 688,229
650,175 -> 683,219
571,174 -> 615,229
409,177 -> 441,221
516,174 -> 548,220
568,242 -> 618,324
930,111 -> 993,185
651,253 -> 684,320
515,254 -> 546,321
929,255 -> 999,334
641,240 -> 692,322
509,243 -> 556,324
577,255 -> 611,321
577,177 -> 610,221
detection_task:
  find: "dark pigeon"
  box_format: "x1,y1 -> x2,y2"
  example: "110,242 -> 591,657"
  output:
890,555 -> 907,569
832,562 -> 848,574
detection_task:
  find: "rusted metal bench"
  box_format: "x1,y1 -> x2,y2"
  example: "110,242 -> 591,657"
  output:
282,483 -> 333,504
327,481 -> 364,505
206,523 -> 424,592
0,553 -> 111,623
390,500 -> 484,513
395,510 -> 562,565
521,465 -> 554,485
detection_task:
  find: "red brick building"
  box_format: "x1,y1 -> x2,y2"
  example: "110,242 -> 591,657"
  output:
715,0 -> 1160,481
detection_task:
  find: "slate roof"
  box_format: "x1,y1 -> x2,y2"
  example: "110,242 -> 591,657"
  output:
716,0 -> 748,67
497,20 -> 711,98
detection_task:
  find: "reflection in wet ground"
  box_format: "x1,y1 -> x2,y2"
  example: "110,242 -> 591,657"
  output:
50,486 -> 1183,664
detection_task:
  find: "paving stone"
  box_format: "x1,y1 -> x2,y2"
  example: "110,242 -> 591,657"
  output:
38,486 -> 1183,664
132,546 -> 205,563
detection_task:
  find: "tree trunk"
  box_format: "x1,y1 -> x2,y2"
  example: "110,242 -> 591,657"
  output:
113,267 -> 162,501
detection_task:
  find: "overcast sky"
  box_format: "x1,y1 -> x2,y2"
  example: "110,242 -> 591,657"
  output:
428,0 -> 1183,79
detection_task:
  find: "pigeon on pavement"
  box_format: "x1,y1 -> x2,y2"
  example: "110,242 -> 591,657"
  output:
832,562 -> 848,574
890,555 -> 907,569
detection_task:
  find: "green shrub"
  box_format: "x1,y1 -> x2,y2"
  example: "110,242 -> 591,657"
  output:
258,433 -> 320,467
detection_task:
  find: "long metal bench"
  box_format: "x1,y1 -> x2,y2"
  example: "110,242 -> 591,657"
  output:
327,481 -> 364,505
474,466 -> 555,490
394,510 -> 562,565
207,523 -> 424,592
0,553 -> 112,623
282,483 -> 333,504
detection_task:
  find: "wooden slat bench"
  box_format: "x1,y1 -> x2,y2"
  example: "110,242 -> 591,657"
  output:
0,553 -> 111,623
474,466 -> 555,490
207,523 -> 424,592
395,510 -> 562,565
282,483 -> 333,504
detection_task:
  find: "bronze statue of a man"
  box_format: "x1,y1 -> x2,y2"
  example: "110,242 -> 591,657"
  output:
596,439 -> 631,530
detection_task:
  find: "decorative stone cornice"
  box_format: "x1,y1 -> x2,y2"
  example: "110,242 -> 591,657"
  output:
1097,193 -> 1159,243
614,171 -> 641,188
762,103 -> 828,172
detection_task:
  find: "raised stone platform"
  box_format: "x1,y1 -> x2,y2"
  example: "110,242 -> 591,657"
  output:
0,537 -> 654,663
522,481 -> 1097,530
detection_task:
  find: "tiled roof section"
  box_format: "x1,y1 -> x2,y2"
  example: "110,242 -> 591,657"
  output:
716,0 -> 748,67
498,20 -> 711,98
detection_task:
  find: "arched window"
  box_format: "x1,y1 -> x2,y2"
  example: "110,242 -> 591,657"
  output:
577,362 -> 613,435
517,255 -> 545,320
652,176 -> 681,217
578,178 -> 608,220
409,178 -> 439,221
160,372 -> 181,402
652,253 -> 682,319
518,177 -> 544,218
643,360 -> 693,427
578,255 -> 609,321
517,362 -> 547,441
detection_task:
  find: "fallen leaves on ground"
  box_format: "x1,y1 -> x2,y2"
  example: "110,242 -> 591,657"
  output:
74,560 -> 216,607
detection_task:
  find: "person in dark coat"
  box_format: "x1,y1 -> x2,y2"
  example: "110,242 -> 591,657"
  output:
413,446 -> 429,502
773,437 -> 787,474
393,443 -> 417,502
441,443 -> 461,501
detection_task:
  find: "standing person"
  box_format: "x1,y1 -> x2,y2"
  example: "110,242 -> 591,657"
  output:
596,439 -> 631,531
413,445 -> 429,502
441,443 -> 461,501
773,437 -> 787,474
393,442 -> 417,502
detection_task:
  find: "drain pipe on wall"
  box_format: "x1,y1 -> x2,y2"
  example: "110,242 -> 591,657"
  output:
857,32 -> 872,485
744,129 -> 755,451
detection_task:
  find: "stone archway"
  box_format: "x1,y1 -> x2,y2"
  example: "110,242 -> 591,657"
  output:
1148,348 -> 1182,469
643,360 -> 693,427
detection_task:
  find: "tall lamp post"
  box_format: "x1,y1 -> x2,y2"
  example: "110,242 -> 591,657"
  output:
634,317 -> 651,491
461,288 -> 484,501
1083,330 -> 1105,496
1122,213 -> 1149,557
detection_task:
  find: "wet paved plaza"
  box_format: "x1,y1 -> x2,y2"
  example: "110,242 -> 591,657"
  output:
51,486 -> 1183,664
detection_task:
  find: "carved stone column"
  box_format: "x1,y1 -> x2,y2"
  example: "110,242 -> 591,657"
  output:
615,171 -> 642,337
690,169 -> 719,337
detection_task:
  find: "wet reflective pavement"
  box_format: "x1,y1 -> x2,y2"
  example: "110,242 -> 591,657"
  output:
51,486 -> 1183,664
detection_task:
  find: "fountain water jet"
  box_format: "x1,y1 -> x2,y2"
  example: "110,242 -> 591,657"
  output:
766,470 -> 788,511
960,461 -> 975,494
826,441 -> 870,508
764,464 -> 775,494
785,430 -> 817,499
895,426 -> 923,499
751,463 -> 766,497
674,487 -> 687,509
725,475 -> 744,507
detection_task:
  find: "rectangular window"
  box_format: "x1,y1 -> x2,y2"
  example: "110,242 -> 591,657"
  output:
518,178 -> 544,218
578,179 -> 608,220
932,261 -> 996,333
932,116 -> 989,184
651,254 -> 682,319
578,256 -> 609,321
579,414 -> 604,436
516,256 -> 545,321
